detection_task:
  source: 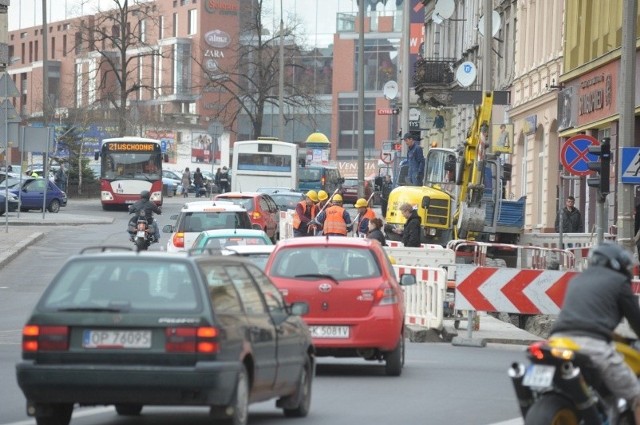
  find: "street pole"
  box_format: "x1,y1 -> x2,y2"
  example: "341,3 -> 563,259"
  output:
4,73 -> 8,233
278,0 -> 285,142
400,0 -> 410,158
618,0 -> 637,252
357,0 -> 365,197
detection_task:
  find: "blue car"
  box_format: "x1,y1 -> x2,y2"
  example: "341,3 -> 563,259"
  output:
10,178 -> 68,213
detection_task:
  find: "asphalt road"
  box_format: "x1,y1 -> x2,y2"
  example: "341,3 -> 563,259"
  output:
0,197 -> 527,425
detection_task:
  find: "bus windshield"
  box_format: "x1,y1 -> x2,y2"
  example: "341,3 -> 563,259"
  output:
102,152 -> 162,180
236,153 -> 292,172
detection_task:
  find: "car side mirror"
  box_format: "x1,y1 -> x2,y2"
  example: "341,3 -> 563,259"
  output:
162,224 -> 173,233
289,302 -> 309,316
399,274 -> 417,286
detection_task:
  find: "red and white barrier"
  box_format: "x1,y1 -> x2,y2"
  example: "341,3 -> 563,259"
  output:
394,265 -> 446,330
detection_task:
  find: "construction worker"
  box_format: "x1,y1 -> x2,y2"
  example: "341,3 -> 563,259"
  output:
293,190 -> 319,237
315,194 -> 352,236
354,198 -> 376,238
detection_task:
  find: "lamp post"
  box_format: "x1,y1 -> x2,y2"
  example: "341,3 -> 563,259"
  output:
278,0 -> 285,141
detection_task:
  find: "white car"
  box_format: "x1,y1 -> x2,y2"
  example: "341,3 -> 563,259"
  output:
223,245 -> 276,269
162,200 -> 256,252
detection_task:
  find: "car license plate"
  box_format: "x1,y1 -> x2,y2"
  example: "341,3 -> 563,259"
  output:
522,364 -> 555,388
82,330 -> 152,349
309,326 -> 349,339
136,230 -> 146,238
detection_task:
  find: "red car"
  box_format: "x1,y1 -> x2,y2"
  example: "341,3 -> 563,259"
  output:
341,178 -> 374,204
265,236 -> 415,376
213,192 -> 280,242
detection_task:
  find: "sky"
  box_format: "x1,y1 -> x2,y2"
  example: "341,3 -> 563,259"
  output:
6,0 -> 402,48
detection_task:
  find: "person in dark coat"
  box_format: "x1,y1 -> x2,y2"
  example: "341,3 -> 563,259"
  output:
379,174 -> 393,218
554,195 -> 583,233
366,217 -> 386,246
393,202 -> 421,247
193,168 -> 204,197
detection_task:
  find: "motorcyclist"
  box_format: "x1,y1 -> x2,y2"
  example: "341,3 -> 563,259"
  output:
550,242 -> 640,424
128,190 -> 162,242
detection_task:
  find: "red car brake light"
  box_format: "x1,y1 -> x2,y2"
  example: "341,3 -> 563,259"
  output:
252,211 -> 262,220
321,176 -> 326,186
22,325 -> 69,352
165,327 -> 219,353
173,232 -> 185,248
373,284 -> 398,306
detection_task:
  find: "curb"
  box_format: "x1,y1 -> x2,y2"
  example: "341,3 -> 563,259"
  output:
0,231 -> 45,270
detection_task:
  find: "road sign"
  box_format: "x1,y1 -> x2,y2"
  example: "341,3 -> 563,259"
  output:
380,151 -> 394,164
560,134 -> 599,176
377,108 -> 398,115
409,120 -> 420,129
621,147 -> 640,184
382,141 -> 393,152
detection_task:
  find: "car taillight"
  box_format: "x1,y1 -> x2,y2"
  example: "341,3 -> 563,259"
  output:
173,232 -> 185,248
373,284 -> 398,305
321,176 -> 326,186
22,325 -> 69,352
165,327 -> 219,353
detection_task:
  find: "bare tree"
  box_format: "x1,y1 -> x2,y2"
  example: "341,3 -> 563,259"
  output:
73,0 -> 166,136
193,0 -> 327,140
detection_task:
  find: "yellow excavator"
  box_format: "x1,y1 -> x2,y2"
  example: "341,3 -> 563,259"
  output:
384,92 -> 525,245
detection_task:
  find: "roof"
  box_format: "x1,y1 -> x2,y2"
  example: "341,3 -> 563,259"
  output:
180,200 -> 246,212
199,228 -> 270,238
275,235 -> 377,249
223,245 -> 276,256
215,192 -> 262,198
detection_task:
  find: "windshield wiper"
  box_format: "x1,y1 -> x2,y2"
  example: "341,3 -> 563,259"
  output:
57,306 -> 123,313
294,273 -> 340,285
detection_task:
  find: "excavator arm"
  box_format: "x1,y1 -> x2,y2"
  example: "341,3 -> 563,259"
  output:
455,91 -> 494,239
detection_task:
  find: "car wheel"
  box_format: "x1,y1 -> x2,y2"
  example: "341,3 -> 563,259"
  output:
216,365 -> 249,425
282,355 -> 313,418
35,403 -> 73,425
115,404 -> 143,416
48,199 -> 61,213
385,332 -> 404,377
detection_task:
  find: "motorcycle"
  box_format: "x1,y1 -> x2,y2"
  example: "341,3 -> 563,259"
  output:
509,335 -> 640,425
128,212 -> 153,252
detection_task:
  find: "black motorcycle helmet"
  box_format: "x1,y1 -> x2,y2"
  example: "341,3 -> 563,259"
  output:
140,190 -> 151,200
588,242 -> 635,278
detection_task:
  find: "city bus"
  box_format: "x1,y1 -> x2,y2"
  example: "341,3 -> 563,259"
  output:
231,139 -> 297,192
95,137 -> 165,209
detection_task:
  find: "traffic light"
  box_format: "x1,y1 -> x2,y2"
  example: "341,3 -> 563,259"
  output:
587,137 -> 611,195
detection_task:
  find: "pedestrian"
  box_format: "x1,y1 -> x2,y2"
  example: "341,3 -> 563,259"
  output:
367,217 -> 387,246
380,174 -> 393,218
214,168 -> 221,192
550,242 -> 640,424
315,194 -> 352,236
392,202 -> 421,247
554,195 -> 583,233
403,132 -> 424,186
219,166 -> 230,193
354,197 -> 376,237
54,163 -> 67,192
293,190 -> 318,237
181,167 -> 191,198
193,167 -> 204,197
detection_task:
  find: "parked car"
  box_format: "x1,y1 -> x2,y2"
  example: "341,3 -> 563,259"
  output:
10,178 -> 67,213
191,228 -> 273,251
214,192 -> 280,242
265,236 -> 416,376
163,200 -> 255,252
341,178 -> 374,204
0,191 -> 20,215
267,190 -> 306,211
15,248 -> 314,425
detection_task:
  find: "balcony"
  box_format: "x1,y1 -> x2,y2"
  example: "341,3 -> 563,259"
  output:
413,57 -> 456,107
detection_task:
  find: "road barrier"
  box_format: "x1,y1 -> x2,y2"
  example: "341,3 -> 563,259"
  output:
394,264 -> 446,330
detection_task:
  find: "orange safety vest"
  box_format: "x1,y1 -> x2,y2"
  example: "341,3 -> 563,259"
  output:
293,201 -> 317,230
323,205 -> 348,235
357,208 -> 376,235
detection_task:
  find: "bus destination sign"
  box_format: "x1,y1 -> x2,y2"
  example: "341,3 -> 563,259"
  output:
107,142 -> 156,152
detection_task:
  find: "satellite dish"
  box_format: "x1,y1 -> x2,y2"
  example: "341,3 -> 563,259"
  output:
478,11 -> 501,37
455,62 -> 477,87
383,80 -> 399,100
432,12 -> 443,25
434,0 -> 455,20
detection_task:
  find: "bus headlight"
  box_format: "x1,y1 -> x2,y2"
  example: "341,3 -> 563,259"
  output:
101,191 -> 114,201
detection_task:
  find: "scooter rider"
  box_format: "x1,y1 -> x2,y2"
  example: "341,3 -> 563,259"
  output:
550,242 -> 640,424
128,190 -> 162,242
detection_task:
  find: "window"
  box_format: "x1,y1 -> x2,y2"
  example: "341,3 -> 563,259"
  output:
62,35 -> 67,57
355,39 -> 399,91
139,19 -> 146,43
21,43 -> 25,63
74,32 -> 82,54
28,41 -> 32,62
226,265 -> 266,314
159,16 -> 164,39
188,9 -> 197,35
172,13 -> 179,37
338,98 -> 376,151
75,63 -> 83,107
202,264 -> 243,313
51,37 -> 55,59
34,40 -> 38,61
246,265 -> 286,314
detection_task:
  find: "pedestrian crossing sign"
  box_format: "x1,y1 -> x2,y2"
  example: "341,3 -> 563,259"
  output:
621,147 -> 640,184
